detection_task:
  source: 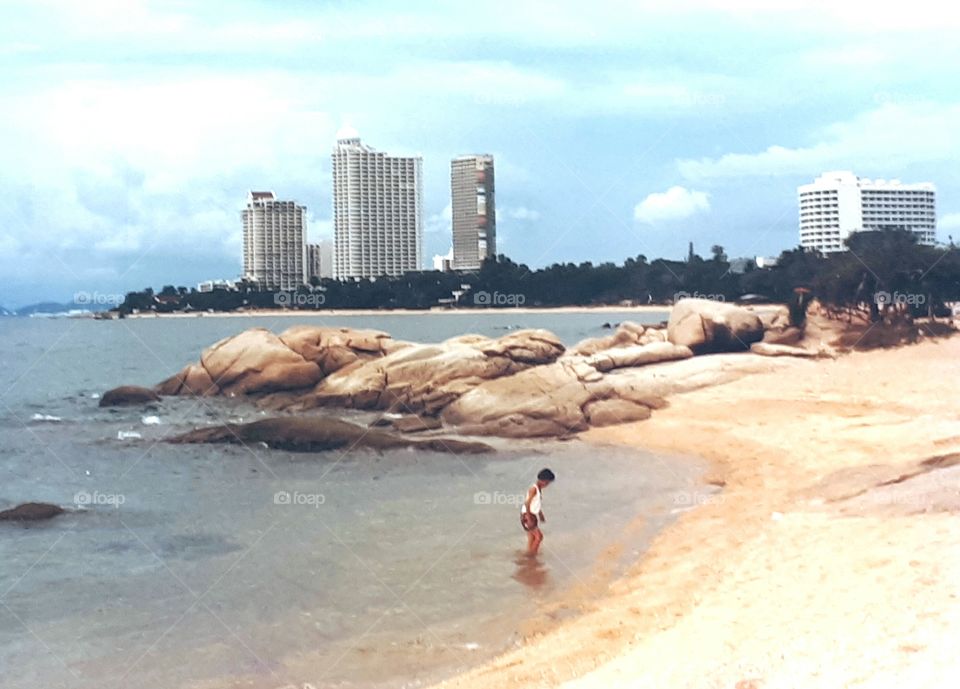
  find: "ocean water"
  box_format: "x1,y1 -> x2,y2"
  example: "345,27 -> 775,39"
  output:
0,312 -> 708,689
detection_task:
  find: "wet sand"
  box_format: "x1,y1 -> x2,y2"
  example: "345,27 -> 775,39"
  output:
434,335 -> 960,688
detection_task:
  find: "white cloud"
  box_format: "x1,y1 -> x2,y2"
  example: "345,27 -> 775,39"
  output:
940,213 -> 960,231
634,186 -> 710,224
504,206 -> 541,221
677,102 -> 960,180
425,203 -> 452,235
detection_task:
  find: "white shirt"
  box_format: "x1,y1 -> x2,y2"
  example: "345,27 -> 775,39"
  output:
521,484 -> 541,514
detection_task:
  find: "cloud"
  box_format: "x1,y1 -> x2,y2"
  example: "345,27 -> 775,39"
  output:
634,186 -> 710,224
504,206 -> 541,221
678,102 -> 960,180
425,203 -> 452,234
940,213 -> 960,231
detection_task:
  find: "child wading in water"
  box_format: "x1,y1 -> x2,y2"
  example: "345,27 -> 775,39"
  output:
520,468 -> 555,555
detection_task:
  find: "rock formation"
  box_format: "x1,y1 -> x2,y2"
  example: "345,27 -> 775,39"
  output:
296,329 -> 566,414
167,416 -> 493,454
667,298 -> 764,353
102,304 -> 810,441
0,502 -> 66,522
156,326 -> 399,397
99,385 -> 161,407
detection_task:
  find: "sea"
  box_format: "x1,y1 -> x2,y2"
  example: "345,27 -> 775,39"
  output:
0,310 -> 712,689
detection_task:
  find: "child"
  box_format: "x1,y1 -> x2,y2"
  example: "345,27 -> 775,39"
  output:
521,468 -> 555,555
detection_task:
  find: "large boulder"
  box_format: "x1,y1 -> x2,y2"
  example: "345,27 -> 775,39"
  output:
167,416 -> 493,454
156,326 -> 400,397
100,385 -> 161,407
441,359 -> 601,437
279,325 -> 399,374
667,298 -> 764,352
0,502 -> 65,522
300,329 -> 565,414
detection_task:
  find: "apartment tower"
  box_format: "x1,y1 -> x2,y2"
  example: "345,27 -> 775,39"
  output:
332,133 -> 423,279
242,191 -> 306,291
451,154 -> 496,271
798,171 -> 936,253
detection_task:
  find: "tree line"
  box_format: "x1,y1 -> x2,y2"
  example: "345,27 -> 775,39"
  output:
118,229 -> 960,322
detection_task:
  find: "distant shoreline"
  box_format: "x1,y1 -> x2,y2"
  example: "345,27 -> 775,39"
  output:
120,305 -> 679,319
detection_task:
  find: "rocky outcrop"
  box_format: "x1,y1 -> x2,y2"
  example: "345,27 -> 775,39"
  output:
298,329 -> 566,414
750,342 -> 821,358
667,298 -> 764,353
167,416 -> 493,454
567,321 -> 666,356
440,356 -> 673,437
580,341 -> 693,372
103,303 -> 815,441
0,502 -> 65,521
156,326 -> 399,397
100,385 -> 161,407
583,398 -> 652,426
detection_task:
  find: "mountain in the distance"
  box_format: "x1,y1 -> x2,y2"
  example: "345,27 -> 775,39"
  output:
11,300 -> 112,316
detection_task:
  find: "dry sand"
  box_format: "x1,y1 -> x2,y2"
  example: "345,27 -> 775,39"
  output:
435,335 -> 960,689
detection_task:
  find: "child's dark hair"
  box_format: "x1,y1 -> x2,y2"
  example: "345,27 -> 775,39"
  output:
537,468 -> 556,482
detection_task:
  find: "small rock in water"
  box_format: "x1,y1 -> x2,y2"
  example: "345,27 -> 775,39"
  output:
90,393 -> 101,399
0,502 -> 66,522
117,430 -> 143,441
31,413 -> 62,422
141,415 -> 161,425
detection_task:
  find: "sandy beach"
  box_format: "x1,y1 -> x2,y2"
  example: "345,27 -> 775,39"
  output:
435,334 -> 960,689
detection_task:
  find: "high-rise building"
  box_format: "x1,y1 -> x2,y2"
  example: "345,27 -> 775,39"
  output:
306,243 -> 323,283
798,171 -> 936,253
242,191 -> 307,291
451,154 -> 496,270
332,133 -> 423,279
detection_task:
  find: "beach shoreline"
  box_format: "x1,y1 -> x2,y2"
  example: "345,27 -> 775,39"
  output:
432,335 -> 960,688
119,305 -> 678,319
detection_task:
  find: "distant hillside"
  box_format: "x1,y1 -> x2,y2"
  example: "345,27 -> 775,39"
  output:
12,301 -> 111,316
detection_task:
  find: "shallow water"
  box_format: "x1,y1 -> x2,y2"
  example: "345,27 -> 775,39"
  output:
0,313 -> 706,689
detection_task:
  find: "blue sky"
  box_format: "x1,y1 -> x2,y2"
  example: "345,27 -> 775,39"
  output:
2,0 -> 960,307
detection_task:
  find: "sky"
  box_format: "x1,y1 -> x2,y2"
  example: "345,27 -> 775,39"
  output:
2,0 -> 960,308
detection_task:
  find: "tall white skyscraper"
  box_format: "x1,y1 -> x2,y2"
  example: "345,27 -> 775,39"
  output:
242,191 -> 307,291
798,171 -> 936,253
332,133 -> 423,279
451,154 -> 496,271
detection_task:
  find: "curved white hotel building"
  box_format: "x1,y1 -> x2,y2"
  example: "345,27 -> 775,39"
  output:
798,171 -> 936,253
332,133 -> 423,279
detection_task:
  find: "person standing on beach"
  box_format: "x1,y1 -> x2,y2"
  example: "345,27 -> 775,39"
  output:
521,468 -> 555,555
